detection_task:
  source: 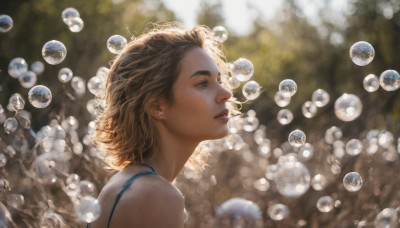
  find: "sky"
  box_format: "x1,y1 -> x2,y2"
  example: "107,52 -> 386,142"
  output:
161,0 -> 351,36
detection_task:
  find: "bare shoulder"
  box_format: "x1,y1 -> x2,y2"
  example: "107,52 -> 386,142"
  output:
110,174 -> 185,228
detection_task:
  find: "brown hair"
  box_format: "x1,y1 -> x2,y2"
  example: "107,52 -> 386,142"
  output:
95,22 -> 232,170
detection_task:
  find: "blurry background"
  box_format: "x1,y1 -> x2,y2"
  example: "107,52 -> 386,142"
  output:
0,0 -> 400,227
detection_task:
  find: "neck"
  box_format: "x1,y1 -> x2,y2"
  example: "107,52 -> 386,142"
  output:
144,133 -> 200,182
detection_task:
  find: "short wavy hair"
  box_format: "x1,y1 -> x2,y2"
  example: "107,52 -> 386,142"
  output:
95,22 -> 233,170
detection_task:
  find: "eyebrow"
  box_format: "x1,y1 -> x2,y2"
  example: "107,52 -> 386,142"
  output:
190,70 -> 221,78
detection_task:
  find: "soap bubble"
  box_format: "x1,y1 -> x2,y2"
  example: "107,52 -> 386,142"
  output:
311,174 -> 327,191
378,130 -> 394,148
345,139 -> 363,156
41,211 -> 64,228
316,196 -> 334,212
343,172 -> 363,192
231,58 -> 254,82
225,75 -> 241,89
242,81 -> 261,100
4,118 -> 18,134
58,68 -> 73,83
312,89 -> 330,107
257,139 -> 271,157
42,40 -> 67,65
253,178 -> 270,192
279,79 -> 297,97
302,101 -> 317,118
334,93 -> 362,122
64,174 -> 80,197
274,91 -> 291,107
74,196 -> 101,223
87,76 -> 105,97
0,15 -> 13,32
277,109 -> 293,125
267,203 -> 289,221
0,153 -> 7,167
62,116 -> 79,132
62,8 -> 80,24
107,35 -> 127,54
275,157 -> 310,197
212,26 -> 228,43
325,126 -> 343,144
71,76 -> 86,96
298,143 -> 314,161
288,129 -> 306,147
363,74 -> 379,92
28,85 -> 52,108
68,17 -> 84,32
379,69 -> 400,91
30,61 -> 45,75
8,57 -> 28,78
31,153 -> 58,184
215,197 -> 263,228
7,193 -> 24,210
266,164 -> 277,180
9,93 -> 25,111
349,41 -> 375,66
79,180 -> 96,196
19,71 -> 37,88
374,208 -> 398,228
242,110 -> 259,132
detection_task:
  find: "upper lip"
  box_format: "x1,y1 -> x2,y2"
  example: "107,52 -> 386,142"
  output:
214,109 -> 229,118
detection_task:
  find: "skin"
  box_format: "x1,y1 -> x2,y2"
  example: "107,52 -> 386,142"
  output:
90,47 -> 231,228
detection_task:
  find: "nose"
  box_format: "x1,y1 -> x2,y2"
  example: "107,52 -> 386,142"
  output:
216,84 -> 232,103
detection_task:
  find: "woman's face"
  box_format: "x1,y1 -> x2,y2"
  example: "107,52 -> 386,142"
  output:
162,47 -> 232,142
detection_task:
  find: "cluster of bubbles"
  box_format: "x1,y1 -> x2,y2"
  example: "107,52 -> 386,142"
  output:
1,10 -> 400,227
62,8 -> 84,33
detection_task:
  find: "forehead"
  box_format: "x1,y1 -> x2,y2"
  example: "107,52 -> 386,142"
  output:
179,47 -> 219,77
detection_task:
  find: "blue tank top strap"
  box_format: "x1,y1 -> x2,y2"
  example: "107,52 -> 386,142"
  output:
86,163 -> 157,228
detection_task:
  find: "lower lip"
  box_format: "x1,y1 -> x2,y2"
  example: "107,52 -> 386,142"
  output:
215,114 -> 229,121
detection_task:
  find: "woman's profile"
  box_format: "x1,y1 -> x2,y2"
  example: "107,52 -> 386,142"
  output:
88,23 -> 234,228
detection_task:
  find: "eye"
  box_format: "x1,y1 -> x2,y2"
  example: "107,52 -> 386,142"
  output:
196,80 -> 208,87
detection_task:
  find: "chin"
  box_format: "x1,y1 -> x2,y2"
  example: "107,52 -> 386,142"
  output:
209,127 -> 229,140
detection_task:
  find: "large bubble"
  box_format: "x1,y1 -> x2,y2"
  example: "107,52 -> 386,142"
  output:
288,129 -> 306,147
62,8 -> 80,24
19,71 -> 37,88
267,203 -> 289,221
8,57 -> 28,78
312,89 -> 330,107
343,172 -> 363,192
242,80 -> 261,100
379,69 -> 400,91
349,41 -> 375,66
212,26 -> 228,43
74,196 -> 101,223
334,93 -> 362,122
0,15 -> 13,33
28,85 -> 52,108
277,109 -> 293,125
42,40 -> 67,65
275,156 -> 311,197
316,196 -> 334,213
107,35 -> 127,54
363,74 -> 379,92
231,58 -> 254,82
279,79 -> 297,98
215,197 -> 263,228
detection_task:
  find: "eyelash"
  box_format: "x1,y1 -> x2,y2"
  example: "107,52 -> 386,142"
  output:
196,78 -> 222,88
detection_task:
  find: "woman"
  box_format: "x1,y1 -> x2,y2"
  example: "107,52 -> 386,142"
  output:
88,23 -> 233,228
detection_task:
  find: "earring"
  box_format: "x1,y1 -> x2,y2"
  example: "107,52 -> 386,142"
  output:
159,113 -> 163,119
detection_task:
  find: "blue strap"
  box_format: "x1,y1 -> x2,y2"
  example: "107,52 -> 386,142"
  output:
87,163 -> 157,228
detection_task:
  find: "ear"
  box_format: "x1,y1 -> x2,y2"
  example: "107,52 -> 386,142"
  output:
146,97 -> 168,120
